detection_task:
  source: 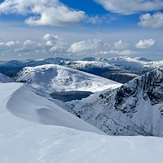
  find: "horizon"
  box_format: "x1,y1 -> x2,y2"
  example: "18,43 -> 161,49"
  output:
0,0 -> 163,60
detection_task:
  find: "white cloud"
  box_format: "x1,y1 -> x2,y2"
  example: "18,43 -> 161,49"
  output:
86,14 -> 117,24
68,39 -> 100,53
94,0 -> 163,15
0,42 -> 5,46
23,40 -> 39,46
68,39 -> 110,54
0,0 -> 85,26
15,40 -> 40,53
0,34 -> 68,58
114,40 -> 129,49
86,15 -> 105,24
135,39 -> 157,49
42,33 -> 67,53
0,34 -> 159,59
139,12 -> 163,29
43,34 -> 59,46
6,41 -> 15,47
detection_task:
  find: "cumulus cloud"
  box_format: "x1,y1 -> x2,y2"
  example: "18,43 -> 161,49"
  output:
0,0 -> 85,26
68,39 -> 110,54
0,34 -> 158,59
42,33 -> 67,53
5,41 -> 15,47
0,34 -> 68,58
135,39 -> 157,49
23,40 -> 37,46
114,40 -> 129,49
94,0 -> 163,15
15,40 -> 41,53
139,12 -> 163,29
43,34 -> 59,46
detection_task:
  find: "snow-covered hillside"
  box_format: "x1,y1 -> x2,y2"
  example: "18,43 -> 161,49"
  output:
1,83 -> 163,163
0,73 -> 13,83
66,68 -> 163,137
15,64 -> 121,95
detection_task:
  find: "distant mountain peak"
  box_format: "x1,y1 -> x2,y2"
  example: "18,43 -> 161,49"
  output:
135,57 -> 152,62
0,73 -> 13,83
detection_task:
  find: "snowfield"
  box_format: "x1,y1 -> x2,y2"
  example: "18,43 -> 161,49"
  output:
1,82 -> 163,162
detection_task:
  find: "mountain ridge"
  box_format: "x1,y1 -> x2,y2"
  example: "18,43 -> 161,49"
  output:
0,56 -> 161,83
65,68 -> 163,136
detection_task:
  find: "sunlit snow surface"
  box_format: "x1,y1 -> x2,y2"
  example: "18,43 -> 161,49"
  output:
15,64 -> 121,93
1,83 -> 163,163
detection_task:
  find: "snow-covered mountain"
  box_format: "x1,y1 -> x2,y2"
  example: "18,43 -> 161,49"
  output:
66,68 -> 163,137
1,82 -> 163,163
0,73 -> 13,83
2,56 -> 163,83
0,56 -> 153,82
15,64 -> 121,99
0,57 -> 73,77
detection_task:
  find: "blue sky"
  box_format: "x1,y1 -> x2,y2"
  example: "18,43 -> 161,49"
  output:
0,0 -> 163,60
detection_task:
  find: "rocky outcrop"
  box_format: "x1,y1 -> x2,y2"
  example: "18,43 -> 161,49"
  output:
66,68 -> 163,137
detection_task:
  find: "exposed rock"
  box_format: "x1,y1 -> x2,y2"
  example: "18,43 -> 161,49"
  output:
66,68 -> 163,137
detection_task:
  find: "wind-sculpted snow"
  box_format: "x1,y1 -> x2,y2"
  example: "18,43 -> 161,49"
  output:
66,68 -> 163,137
0,83 -> 23,113
6,85 -> 103,134
1,83 -> 163,163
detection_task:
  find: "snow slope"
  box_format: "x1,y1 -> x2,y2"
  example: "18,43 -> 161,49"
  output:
66,68 -> 163,136
1,83 -> 163,163
15,64 -> 121,94
6,84 -> 103,134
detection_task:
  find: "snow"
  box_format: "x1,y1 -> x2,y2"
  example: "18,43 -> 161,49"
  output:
71,60 -> 118,69
106,56 -> 146,71
15,64 -> 121,94
6,84 -> 103,134
1,83 -> 163,162
65,68 -> 163,136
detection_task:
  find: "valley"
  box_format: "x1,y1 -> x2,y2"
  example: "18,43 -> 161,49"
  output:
1,56 -> 163,162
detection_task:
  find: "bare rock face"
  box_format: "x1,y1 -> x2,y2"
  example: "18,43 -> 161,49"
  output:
113,69 -> 163,115
66,68 -> 163,137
